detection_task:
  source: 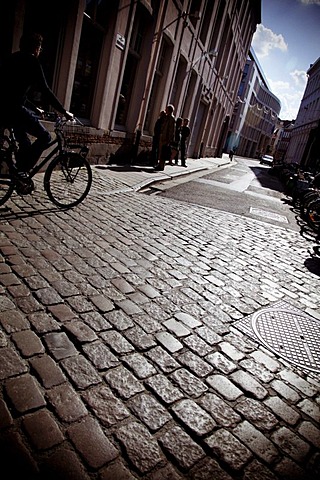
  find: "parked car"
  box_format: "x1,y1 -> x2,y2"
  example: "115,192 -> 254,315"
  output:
260,154 -> 274,165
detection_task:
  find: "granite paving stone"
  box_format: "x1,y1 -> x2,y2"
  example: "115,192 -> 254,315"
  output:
29,354 -> 67,388
67,415 -> 118,469
158,425 -> 206,470
100,330 -> 135,354
271,426 -> 310,462
233,421 -> 280,464
44,332 -> 78,360
298,421 -> 320,449
171,398 -> 216,436
100,460 -> 138,480
81,384 -> 130,427
206,374 -> 243,401
122,352 -> 157,378
46,383 -> 88,422
5,374 -> 46,413
189,457 -> 234,480
264,396 -> 300,425
182,333 -> 214,356
297,398 -> 320,422
270,379 -> 301,404
177,351 -> 213,377
144,374 -> 184,404
144,347 -> 177,375
0,309 -> 30,332
104,365 -> 145,399
41,446 -> 91,480
155,331 -> 184,353
230,370 -> 269,400
235,397 -> 278,432
11,329 -> 45,357
116,421 -> 163,474
0,346 -> 28,379
127,392 -> 171,431
169,368 -> 208,397
0,398 -> 13,428
199,392 -> 241,427
206,351 -> 237,374
205,428 -> 253,471
23,409 -> 64,450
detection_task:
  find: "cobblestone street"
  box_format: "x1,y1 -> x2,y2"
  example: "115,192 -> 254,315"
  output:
0,164 -> 319,480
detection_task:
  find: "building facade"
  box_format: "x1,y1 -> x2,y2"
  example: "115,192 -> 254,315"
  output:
226,49 -> 281,159
1,0 -> 261,164
284,57 -> 320,172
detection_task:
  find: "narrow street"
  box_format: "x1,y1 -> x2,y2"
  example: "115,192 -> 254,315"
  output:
0,162 -> 319,480
155,157 -> 301,232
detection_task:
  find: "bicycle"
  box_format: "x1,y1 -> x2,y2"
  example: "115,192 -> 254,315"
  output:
0,113 -> 92,209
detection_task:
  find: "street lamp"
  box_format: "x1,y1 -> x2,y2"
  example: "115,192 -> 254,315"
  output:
185,50 -> 218,74
155,10 -> 201,38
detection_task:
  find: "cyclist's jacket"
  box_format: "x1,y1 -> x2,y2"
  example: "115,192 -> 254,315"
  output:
0,51 -> 66,117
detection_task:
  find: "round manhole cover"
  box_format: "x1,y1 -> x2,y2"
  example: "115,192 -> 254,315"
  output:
252,308 -> 320,372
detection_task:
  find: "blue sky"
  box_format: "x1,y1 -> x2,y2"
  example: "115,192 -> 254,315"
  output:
251,0 -> 320,120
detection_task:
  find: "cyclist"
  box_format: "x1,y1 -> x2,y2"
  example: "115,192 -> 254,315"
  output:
0,32 -> 73,192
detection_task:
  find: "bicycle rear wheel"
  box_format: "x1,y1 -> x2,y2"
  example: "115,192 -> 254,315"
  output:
306,199 -> 320,233
44,152 -> 92,208
0,152 -> 15,205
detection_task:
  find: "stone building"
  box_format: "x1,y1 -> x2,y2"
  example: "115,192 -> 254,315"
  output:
1,0 -> 261,164
226,49 -> 281,159
285,56 -> 320,172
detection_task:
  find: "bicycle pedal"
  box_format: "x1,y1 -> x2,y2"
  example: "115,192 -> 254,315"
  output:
15,176 -> 35,195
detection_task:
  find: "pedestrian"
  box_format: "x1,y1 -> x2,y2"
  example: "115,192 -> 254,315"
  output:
151,110 -> 166,167
154,104 -> 175,171
229,147 -> 235,161
180,118 -> 190,167
169,117 -> 182,165
0,31 -> 73,191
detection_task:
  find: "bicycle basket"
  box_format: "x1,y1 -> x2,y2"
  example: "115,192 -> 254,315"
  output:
61,123 -> 88,157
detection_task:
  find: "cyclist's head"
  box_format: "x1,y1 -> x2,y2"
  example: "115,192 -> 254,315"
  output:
19,32 -> 43,56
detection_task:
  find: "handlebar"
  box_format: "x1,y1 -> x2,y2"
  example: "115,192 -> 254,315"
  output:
41,111 -> 83,126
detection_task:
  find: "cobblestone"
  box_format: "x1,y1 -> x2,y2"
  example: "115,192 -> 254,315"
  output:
159,425 -> 205,470
67,416 -> 118,469
1,163 -> 320,479
205,428 -> 252,470
116,422 -> 163,473
271,426 -> 310,462
233,421 -> 279,463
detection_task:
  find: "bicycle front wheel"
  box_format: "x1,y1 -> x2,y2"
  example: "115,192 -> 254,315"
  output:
44,152 -> 92,208
0,152 -> 15,205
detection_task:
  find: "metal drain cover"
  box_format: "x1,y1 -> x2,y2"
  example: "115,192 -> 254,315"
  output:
252,308 -> 320,372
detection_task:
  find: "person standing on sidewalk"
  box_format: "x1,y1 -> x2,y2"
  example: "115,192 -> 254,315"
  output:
180,118 -> 190,167
151,110 -> 166,167
229,147 -> 235,161
170,116 -> 182,165
154,104 -> 175,171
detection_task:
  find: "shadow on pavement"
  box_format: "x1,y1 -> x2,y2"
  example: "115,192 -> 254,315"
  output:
304,256 -> 320,276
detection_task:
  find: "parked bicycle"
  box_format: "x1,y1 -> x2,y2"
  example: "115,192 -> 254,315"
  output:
0,113 -> 92,209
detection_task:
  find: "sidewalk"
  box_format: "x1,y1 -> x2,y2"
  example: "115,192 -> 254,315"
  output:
92,154 -> 231,193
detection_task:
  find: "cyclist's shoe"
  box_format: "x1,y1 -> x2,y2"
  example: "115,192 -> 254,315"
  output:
15,172 -> 35,195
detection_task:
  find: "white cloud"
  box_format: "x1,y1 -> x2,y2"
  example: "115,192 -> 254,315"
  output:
268,79 -> 305,120
290,69 -> 308,88
252,24 -> 288,58
299,0 -> 320,5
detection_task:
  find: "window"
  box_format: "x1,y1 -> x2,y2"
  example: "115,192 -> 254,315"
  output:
115,9 -> 147,126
